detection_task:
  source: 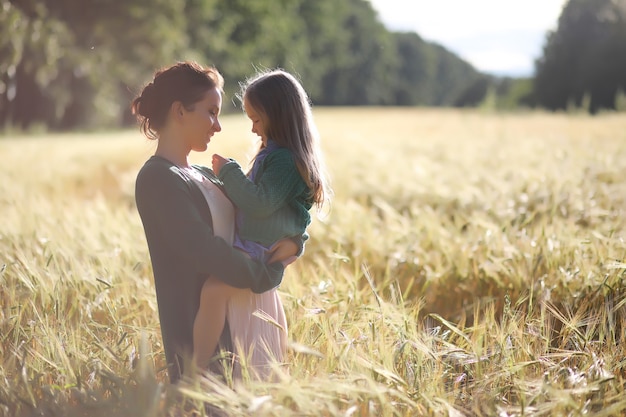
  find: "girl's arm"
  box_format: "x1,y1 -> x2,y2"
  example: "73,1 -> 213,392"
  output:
215,149 -> 308,218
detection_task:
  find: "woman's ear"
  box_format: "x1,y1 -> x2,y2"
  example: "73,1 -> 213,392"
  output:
170,101 -> 185,123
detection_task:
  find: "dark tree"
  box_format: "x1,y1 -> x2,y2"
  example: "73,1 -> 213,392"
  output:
534,0 -> 626,113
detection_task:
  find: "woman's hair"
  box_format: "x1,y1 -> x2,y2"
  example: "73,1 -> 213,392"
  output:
240,69 -> 331,209
131,61 -> 224,140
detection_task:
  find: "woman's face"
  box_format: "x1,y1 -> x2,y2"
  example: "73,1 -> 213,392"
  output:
181,87 -> 222,153
243,98 -> 267,145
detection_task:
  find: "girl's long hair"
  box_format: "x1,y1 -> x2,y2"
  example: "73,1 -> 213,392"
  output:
240,69 -> 331,209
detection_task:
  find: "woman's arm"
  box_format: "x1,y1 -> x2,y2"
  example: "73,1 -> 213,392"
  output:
135,162 -> 283,293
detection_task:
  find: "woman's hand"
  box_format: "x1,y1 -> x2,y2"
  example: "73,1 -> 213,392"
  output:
212,154 -> 229,175
267,238 -> 299,267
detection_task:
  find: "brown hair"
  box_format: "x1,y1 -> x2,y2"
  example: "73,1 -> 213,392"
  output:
131,61 -> 224,140
240,69 -> 331,208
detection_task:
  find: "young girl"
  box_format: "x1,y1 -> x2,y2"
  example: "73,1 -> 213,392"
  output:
193,69 -> 330,371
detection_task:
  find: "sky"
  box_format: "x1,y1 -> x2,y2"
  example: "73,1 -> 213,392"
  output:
367,0 -> 568,77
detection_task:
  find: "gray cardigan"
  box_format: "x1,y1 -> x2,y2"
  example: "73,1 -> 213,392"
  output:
134,155 -> 284,382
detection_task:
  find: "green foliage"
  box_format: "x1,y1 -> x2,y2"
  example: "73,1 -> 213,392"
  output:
454,76 -> 490,107
1,0 -> 483,130
320,0 -> 398,105
534,0 -> 626,113
430,44 -> 482,106
479,85 -> 497,111
5,0 -> 626,128
185,0 -> 309,105
464,77 -> 536,111
2,0 -> 188,130
496,77 -> 534,109
0,0 -> 28,92
392,32 -> 432,105
392,32 -> 484,107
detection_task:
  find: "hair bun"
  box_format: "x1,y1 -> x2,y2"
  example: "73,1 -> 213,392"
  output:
135,82 -> 156,118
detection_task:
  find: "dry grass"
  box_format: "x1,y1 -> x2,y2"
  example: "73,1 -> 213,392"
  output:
1,108 -> 625,416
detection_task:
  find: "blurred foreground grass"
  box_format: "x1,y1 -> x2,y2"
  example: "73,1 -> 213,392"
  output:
1,108 -> 625,416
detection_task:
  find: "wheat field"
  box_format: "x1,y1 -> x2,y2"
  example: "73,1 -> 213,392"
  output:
1,108 -> 625,416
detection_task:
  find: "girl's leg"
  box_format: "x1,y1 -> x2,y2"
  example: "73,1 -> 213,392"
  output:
193,276 -> 239,370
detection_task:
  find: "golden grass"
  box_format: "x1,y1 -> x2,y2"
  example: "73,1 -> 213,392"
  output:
1,108 -> 625,416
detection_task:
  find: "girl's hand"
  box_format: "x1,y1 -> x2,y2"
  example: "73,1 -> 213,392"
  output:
212,154 -> 229,175
267,238 -> 299,267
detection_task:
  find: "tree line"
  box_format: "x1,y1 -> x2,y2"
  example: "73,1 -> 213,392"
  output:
0,0 -> 482,130
0,0 -> 624,131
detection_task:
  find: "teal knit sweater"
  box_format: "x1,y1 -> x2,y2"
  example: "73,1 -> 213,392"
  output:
218,147 -> 312,246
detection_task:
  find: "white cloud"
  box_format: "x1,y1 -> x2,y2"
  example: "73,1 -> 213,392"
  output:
443,29 -> 546,75
368,0 -> 567,75
466,51 -> 533,76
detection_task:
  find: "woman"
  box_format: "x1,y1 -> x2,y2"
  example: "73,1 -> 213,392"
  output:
131,61 -> 295,382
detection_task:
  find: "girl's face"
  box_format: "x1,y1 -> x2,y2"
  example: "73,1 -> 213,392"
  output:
181,87 -> 222,152
243,98 -> 267,145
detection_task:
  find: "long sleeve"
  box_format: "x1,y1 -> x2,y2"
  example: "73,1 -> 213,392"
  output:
218,148 -> 308,218
135,160 -> 284,293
